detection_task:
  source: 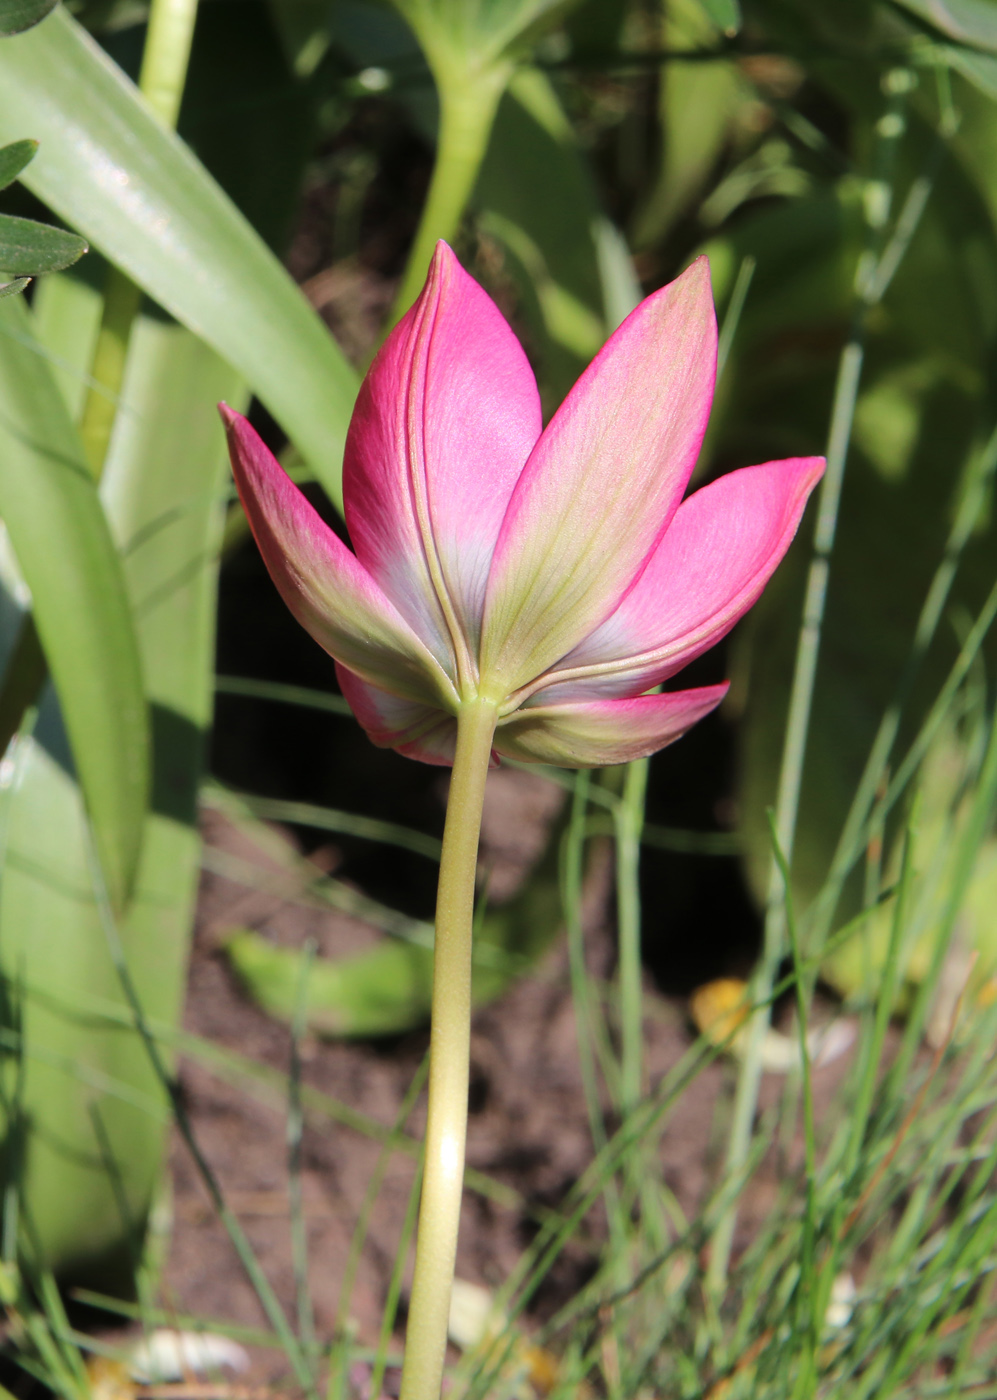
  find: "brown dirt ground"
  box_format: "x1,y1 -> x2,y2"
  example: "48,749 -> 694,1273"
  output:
160,766 -> 853,1390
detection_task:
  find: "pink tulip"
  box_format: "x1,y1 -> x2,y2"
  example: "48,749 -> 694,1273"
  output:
221,243 -> 823,768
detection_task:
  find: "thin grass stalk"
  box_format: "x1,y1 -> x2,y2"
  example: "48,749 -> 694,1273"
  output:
214,788 -> 442,861
564,771 -> 607,1154
806,417 -> 997,951
887,695 -> 997,1091
288,939 -> 318,1371
214,675 -> 353,716
614,757 -> 649,1116
709,85 -> 937,1289
329,1055 -> 429,1400
767,816 -> 818,1391
369,1153 -> 424,1400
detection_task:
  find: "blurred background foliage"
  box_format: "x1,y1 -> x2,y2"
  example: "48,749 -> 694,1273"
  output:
1,0 -> 997,1294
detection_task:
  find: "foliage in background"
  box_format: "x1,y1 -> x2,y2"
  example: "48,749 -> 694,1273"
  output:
2,1 -> 997,1395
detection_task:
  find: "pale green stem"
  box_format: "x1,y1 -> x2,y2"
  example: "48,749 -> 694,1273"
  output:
78,0 -> 199,480
138,0 -> 199,128
399,698 -> 498,1400
385,62 -> 511,334
615,757 -> 649,1117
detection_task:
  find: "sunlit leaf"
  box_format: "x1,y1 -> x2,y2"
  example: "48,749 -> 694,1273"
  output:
0,296 -> 148,912
893,0 -> 997,53
0,272 -> 245,1275
0,7 -> 357,510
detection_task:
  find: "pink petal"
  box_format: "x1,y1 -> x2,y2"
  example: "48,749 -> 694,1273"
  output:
222,406 -> 456,708
533,458 -> 824,702
344,241 -> 542,683
493,685 -> 729,768
480,257 -> 717,699
335,665 -> 459,767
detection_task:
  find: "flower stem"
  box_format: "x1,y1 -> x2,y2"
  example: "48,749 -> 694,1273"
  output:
385,62 -> 510,334
399,698 -> 498,1400
616,757 -> 649,1117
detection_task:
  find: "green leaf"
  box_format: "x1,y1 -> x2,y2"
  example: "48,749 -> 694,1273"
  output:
0,212 -> 87,274
0,296 -> 148,913
0,0 -> 55,37
0,138 -> 37,190
944,44 -> 997,99
700,0 -> 741,36
0,7 -> 357,511
893,0 -> 997,53
224,795 -> 569,1037
0,277 -> 29,299
0,273 -> 245,1277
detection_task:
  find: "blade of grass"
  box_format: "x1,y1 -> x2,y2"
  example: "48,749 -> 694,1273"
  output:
329,1055 -> 429,1400
711,107 -> 946,1288
288,938 -> 318,1372
214,675 -> 353,716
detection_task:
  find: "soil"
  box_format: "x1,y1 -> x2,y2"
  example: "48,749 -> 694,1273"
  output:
157,768 -> 853,1390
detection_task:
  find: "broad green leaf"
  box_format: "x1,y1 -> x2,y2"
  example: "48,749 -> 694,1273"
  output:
893,0 -> 997,52
0,212 -> 87,274
0,138 -> 37,190
0,7 -> 357,510
0,274 -> 244,1277
224,796 -> 568,1037
0,0 -> 54,36
0,296 -> 147,912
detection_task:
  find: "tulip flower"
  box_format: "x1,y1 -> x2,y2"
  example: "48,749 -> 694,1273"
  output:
221,242 -> 823,1400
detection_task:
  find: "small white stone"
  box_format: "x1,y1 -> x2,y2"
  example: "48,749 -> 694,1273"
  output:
129,1330 -> 250,1382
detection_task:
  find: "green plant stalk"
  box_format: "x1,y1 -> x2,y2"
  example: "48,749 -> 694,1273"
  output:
138,0 -> 198,128
78,0 -> 199,478
330,1056 -> 429,1400
399,698 -> 498,1400
615,757 -> 649,1116
386,61 -> 511,333
706,333 -> 865,1295
288,940 -> 317,1371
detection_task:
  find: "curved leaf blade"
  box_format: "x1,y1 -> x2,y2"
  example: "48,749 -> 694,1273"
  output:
0,7 -> 357,509
0,138 -> 38,189
0,298 -> 148,910
0,0 -> 55,36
